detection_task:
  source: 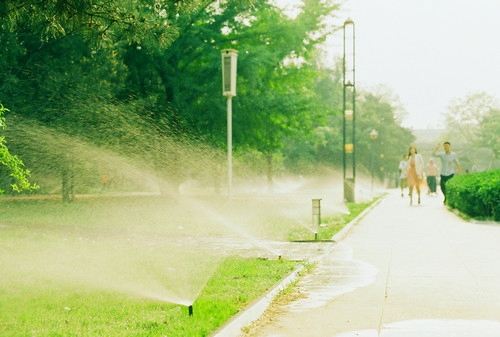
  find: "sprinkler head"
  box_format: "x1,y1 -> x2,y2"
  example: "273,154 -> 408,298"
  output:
314,232 -> 318,241
188,305 -> 193,317
278,255 -> 282,261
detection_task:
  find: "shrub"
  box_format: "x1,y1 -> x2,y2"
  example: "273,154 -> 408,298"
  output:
446,169 -> 500,221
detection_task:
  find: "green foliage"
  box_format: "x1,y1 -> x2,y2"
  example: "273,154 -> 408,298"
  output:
0,102 -> 38,194
230,0 -> 339,157
354,91 -> 415,180
446,170 -> 500,221
478,107 -> 500,158
442,92 -> 500,171
120,0 -> 340,151
444,92 -> 494,144
1,0 -> 198,48
0,0 -> 416,192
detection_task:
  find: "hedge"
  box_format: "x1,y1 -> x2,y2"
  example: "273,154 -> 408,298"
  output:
446,169 -> 500,221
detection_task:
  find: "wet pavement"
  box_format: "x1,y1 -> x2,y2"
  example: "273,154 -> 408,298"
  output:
215,188 -> 500,336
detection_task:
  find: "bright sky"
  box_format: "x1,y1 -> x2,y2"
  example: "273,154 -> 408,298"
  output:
325,0 -> 500,129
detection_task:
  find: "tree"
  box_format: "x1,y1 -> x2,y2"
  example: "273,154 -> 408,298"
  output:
479,107 -> 500,158
0,29 -> 134,199
119,0 -> 341,182
444,92 -> 496,145
228,0 -> 340,182
1,0 -> 248,196
443,92 -> 500,171
0,0 -> 245,48
0,0 -> 418,195
355,91 -> 415,181
282,65 -> 344,172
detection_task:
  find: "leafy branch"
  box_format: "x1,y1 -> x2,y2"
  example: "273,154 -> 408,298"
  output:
0,102 -> 39,194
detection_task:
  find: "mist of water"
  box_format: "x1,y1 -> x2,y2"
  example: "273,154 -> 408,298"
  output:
1,117 -> 371,306
2,226 -> 219,306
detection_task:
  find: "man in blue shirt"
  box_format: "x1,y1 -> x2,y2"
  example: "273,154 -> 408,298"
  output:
432,141 -> 462,204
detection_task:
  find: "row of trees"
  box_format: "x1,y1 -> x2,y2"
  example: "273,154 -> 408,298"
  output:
442,92 -> 500,172
0,0 -> 415,196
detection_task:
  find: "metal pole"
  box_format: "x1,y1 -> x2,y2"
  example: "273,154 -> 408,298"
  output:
342,18 -> 355,203
342,21 -> 347,192
221,49 -> 237,201
227,96 -> 232,200
351,21 -> 356,187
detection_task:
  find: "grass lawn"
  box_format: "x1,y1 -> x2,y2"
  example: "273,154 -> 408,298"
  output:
0,194 -> 376,336
288,200 -> 376,241
0,256 -> 297,337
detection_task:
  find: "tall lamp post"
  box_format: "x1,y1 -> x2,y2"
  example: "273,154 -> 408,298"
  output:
222,49 -> 238,200
342,18 -> 356,202
370,129 -> 378,192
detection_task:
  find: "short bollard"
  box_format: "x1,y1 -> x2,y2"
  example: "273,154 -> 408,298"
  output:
312,199 -> 321,240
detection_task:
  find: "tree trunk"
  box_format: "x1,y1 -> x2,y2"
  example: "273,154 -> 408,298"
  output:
61,165 -> 74,203
266,152 -> 273,192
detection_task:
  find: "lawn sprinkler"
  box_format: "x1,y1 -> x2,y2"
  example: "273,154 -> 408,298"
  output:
188,305 -> 193,317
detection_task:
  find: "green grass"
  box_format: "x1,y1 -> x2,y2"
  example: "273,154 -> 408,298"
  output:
288,199 -> 378,241
0,195 -> 376,336
0,257 -> 297,337
0,196 -> 300,336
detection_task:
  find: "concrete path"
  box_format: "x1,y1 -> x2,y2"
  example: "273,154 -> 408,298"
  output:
240,189 -> 500,336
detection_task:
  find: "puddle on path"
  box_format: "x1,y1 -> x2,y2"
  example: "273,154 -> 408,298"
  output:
201,237 -> 379,312
333,319 -> 500,337
285,242 -> 378,312
197,236 -> 336,260
202,237 -> 379,312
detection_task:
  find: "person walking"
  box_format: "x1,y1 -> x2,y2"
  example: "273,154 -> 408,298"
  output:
406,145 -> 425,205
426,158 -> 439,196
398,154 -> 409,197
432,141 -> 462,204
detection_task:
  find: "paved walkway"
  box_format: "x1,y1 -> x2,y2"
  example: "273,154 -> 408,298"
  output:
234,189 -> 500,336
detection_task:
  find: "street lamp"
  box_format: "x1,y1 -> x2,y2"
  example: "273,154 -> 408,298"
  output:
342,18 -> 356,202
370,129 -> 378,192
221,49 -> 238,200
